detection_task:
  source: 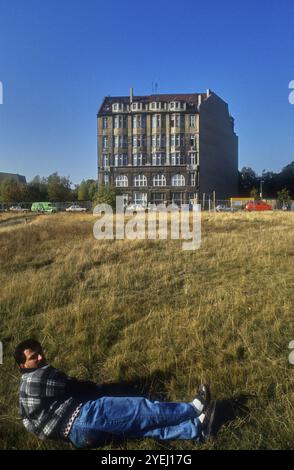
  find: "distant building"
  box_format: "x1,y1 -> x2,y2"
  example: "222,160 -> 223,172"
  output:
0,172 -> 27,184
97,89 -> 238,205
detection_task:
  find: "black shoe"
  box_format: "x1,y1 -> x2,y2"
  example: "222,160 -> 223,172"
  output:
201,400 -> 224,441
201,400 -> 217,440
193,384 -> 211,413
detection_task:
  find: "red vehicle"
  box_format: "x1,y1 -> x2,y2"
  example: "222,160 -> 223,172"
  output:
244,200 -> 272,211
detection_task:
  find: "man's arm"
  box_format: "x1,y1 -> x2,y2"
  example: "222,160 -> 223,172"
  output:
65,376 -> 103,400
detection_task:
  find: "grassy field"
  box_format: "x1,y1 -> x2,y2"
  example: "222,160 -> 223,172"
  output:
0,211 -> 294,450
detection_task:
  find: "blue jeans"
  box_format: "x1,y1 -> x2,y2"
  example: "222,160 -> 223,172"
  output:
68,396 -> 202,448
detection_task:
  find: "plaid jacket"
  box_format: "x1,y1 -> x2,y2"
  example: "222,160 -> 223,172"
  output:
19,365 -> 79,440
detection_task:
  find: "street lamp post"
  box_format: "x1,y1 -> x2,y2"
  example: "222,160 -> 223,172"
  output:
260,179 -> 263,199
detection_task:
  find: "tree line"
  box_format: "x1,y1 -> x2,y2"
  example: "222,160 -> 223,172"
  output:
239,162 -> 294,198
0,161 -> 293,205
0,173 -> 99,204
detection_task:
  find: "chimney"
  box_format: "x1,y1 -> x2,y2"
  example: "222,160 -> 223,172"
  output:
130,87 -> 134,104
197,95 -> 202,107
207,89 -> 212,98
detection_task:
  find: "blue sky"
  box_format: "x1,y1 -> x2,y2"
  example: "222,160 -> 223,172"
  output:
0,0 -> 294,184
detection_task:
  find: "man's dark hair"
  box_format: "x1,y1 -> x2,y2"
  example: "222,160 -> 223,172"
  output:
14,339 -> 43,366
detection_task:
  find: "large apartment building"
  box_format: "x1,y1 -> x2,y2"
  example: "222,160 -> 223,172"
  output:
97,89 -> 238,205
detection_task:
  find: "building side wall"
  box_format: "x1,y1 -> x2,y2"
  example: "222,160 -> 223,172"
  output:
199,94 -> 238,200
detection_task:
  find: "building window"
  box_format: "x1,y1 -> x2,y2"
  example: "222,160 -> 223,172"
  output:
116,175 -> 128,187
103,136 -> 108,149
190,134 -> 197,147
175,134 -> 183,146
170,102 -> 182,110
134,174 -> 147,187
188,153 -> 196,165
171,192 -> 184,205
133,153 -> 145,166
112,103 -> 124,112
104,174 -> 110,185
133,135 -> 145,147
114,135 -> 119,148
133,115 -> 144,128
171,174 -> 185,186
170,153 -> 183,165
190,173 -> 196,186
114,135 -> 127,148
151,193 -> 165,204
170,114 -> 181,128
153,175 -> 166,186
189,115 -> 196,127
152,114 -> 161,128
152,153 -> 165,166
114,115 -> 122,129
114,154 -> 128,166
134,192 -> 147,205
122,194 -> 129,206
102,117 -> 108,129
120,154 -> 128,166
102,154 -> 109,167
151,134 -> 163,149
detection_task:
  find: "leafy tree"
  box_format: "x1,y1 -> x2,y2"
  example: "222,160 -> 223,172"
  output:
93,185 -> 117,210
277,188 -> 291,208
0,177 -> 27,203
47,172 -> 72,202
26,175 -> 48,202
277,162 -> 294,197
261,171 -> 278,198
239,167 -> 259,195
249,187 -> 260,200
78,179 -> 98,201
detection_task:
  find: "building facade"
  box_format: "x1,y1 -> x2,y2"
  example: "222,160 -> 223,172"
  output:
0,172 -> 26,184
97,89 -> 238,205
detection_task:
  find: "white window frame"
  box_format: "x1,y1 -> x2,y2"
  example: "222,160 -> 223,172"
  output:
134,174 -> 147,187
103,136 -> 108,149
190,134 -> 196,147
102,154 -> 109,167
189,115 -> 196,127
189,153 -> 196,165
171,174 -> 185,186
133,153 -> 145,166
115,175 -> 128,187
170,153 -> 182,165
134,192 -> 147,205
153,174 -> 166,187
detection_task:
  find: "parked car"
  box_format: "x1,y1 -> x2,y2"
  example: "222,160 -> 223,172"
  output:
31,202 -> 57,213
9,205 -> 29,212
244,200 -> 272,211
65,204 -> 87,212
215,204 -> 234,212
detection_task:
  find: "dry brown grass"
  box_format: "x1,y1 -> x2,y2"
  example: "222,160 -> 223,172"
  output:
0,211 -> 294,449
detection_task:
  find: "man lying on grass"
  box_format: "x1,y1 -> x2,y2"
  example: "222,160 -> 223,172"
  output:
14,338 -> 220,448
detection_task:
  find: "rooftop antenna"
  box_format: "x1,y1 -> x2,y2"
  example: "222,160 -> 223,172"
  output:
155,82 -> 158,94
